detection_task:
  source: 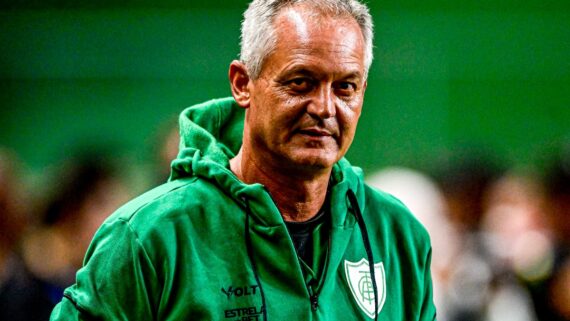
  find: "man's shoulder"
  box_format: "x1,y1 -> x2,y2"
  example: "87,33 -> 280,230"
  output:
104,176 -> 230,231
362,183 -> 431,246
107,177 -> 197,222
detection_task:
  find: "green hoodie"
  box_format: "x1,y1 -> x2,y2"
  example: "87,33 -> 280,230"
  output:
51,97 -> 436,321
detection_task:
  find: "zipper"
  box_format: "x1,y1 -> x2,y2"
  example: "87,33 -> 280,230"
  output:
308,285 -> 319,311
261,186 -> 331,313
307,231 -> 332,312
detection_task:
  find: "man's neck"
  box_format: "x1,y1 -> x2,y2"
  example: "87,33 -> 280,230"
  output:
230,149 -> 331,223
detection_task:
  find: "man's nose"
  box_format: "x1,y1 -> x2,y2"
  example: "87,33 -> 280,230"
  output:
307,85 -> 336,119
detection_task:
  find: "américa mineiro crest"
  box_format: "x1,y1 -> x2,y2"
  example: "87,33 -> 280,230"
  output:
344,258 -> 386,319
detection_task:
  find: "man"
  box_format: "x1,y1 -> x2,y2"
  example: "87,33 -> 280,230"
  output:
51,0 -> 436,320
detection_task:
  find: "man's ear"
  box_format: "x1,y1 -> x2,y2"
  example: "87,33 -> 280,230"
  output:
229,60 -> 251,108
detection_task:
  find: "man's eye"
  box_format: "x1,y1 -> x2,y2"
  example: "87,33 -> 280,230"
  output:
287,78 -> 312,92
335,82 -> 356,96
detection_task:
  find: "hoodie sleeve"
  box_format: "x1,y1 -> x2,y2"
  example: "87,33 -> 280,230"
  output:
50,218 -> 159,321
419,248 -> 437,321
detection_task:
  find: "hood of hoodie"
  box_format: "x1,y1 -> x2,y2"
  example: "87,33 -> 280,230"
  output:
170,97 -> 366,227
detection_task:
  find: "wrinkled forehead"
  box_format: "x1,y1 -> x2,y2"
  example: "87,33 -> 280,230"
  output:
273,5 -> 364,47
275,3 -> 357,31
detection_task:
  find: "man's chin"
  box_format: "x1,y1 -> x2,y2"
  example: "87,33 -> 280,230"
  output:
283,151 -> 339,172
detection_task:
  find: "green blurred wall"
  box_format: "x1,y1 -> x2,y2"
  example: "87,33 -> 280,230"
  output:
1,0 -> 569,175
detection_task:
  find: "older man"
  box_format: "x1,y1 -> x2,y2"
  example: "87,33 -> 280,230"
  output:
51,0 -> 436,320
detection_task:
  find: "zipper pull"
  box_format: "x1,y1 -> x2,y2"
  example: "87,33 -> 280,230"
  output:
311,294 -> 319,311
308,286 -> 319,311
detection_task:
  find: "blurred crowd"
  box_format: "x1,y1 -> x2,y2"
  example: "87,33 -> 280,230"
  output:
1,129 -> 569,320
0,119 -> 179,321
368,148 -> 570,321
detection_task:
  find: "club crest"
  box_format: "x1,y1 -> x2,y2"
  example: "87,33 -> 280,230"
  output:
344,258 -> 386,319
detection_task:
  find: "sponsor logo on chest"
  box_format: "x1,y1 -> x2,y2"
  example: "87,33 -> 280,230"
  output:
222,285 -> 259,299
221,284 -> 263,321
224,306 -> 263,321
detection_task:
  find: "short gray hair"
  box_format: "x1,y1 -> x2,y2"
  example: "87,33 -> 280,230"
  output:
240,0 -> 374,79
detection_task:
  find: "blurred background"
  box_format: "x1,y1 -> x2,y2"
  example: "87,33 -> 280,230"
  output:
0,0 -> 569,320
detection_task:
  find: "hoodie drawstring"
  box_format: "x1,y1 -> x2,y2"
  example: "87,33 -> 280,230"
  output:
347,189 -> 379,321
243,197 -> 268,321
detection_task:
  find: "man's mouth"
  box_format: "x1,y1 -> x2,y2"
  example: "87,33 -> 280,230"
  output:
298,127 -> 333,137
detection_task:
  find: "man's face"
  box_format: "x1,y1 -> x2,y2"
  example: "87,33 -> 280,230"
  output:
244,6 -> 367,173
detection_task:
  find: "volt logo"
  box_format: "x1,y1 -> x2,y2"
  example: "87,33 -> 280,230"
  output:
221,285 -> 259,299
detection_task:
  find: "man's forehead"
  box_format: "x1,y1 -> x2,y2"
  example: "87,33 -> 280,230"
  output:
253,4 -> 366,80
280,7 -> 311,43
273,5 -> 363,49
275,4 -> 356,30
